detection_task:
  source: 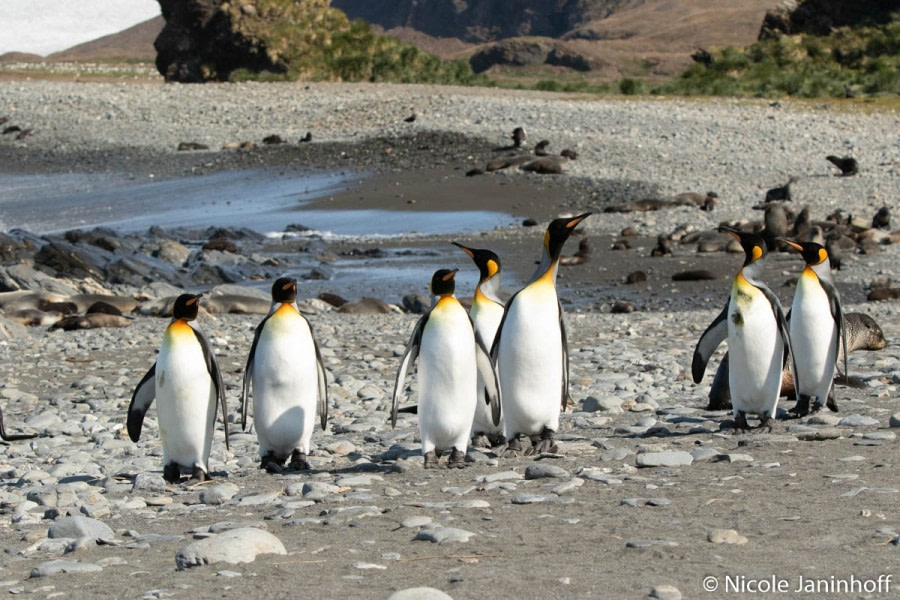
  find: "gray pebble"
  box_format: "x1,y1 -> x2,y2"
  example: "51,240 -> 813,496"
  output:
838,415 -> 880,427
524,464 -> 570,480
413,525 -> 475,544
48,516 -> 114,543
650,584 -> 683,600
30,559 -> 103,578
635,451 -> 693,468
387,588 -> 454,600
175,528 -> 286,570
200,483 -> 239,506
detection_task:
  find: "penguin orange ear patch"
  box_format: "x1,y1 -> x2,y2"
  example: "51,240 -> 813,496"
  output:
487,260 -> 499,278
818,248 -> 827,264
752,246 -> 763,261
543,231 -> 550,248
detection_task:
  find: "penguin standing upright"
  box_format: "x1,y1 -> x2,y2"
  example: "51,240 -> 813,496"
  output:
128,294 -> 229,483
452,242 -> 505,448
693,227 -> 796,432
241,277 -> 328,472
392,269 -> 500,469
492,213 -> 591,456
780,239 -> 847,417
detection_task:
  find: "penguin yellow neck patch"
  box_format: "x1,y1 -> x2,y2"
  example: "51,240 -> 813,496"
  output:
817,248 -> 827,265
751,245 -> 762,261
486,260 -> 498,279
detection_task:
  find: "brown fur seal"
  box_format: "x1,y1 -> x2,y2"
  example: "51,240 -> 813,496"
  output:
825,155 -> 858,176
511,127 -> 526,148
520,157 -> 564,174
203,295 -> 270,315
0,406 -> 36,441
7,309 -> 61,327
559,239 -> 591,265
68,294 -> 138,314
707,313 -> 888,411
50,313 -> 133,331
765,176 -> 798,202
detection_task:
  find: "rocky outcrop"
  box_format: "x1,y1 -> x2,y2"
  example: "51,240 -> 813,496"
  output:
469,39 -> 592,73
759,0 -> 895,40
332,0 -> 626,43
155,0 -> 289,82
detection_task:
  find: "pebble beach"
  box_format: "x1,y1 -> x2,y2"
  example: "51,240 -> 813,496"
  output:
0,80 -> 898,599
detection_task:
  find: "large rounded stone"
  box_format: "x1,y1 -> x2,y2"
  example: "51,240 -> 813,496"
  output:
175,528 -> 286,570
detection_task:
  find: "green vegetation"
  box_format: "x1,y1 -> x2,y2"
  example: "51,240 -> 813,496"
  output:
654,12 -> 900,98
221,0 -> 484,85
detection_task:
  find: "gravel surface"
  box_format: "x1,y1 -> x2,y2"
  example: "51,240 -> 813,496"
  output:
0,81 -> 898,599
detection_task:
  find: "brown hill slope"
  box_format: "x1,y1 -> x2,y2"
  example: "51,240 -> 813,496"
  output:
49,16 -> 162,62
338,0 -> 780,81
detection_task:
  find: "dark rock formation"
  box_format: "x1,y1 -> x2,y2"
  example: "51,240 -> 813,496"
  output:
758,0 -> 895,40
332,0 -> 612,43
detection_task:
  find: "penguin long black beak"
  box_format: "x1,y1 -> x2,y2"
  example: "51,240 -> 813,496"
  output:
451,242 -> 475,258
718,225 -> 741,241
565,212 -> 592,230
779,239 -> 804,252
443,268 -> 459,281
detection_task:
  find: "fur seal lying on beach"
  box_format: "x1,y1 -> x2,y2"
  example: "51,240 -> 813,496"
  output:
706,312 -> 888,410
50,313 -> 133,331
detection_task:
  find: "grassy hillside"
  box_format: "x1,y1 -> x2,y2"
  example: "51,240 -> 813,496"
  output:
221,0 -> 483,84
654,11 -> 899,98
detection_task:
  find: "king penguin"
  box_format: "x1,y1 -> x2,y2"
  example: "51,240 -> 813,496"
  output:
128,293 -> 229,483
693,227 -> 796,433
452,242 -> 506,448
780,239 -> 847,417
492,212 -> 591,456
392,269 -> 500,469
241,277 -> 328,472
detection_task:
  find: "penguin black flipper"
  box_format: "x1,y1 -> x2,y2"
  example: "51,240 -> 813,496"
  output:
489,288 -> 522,360
391,312 -> 427,428
190,326 -> 230,451
819,278 -> 847,412
308,320 -> 330,431
759,285 -> 797,391
692,300 -> 729,383
127,363 -> 157,442
473,328 -> 502,426
241,316 -> 270,431
559,301 -> 570,411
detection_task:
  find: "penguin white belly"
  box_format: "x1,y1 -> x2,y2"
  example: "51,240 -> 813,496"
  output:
498,285 -> 563,439
156,324 -> 216,469
470,300 -> 504,436
418,303 -> 477,454
252,308 -> 318,458
790,276 -> 837,401
728,292 -> 783,416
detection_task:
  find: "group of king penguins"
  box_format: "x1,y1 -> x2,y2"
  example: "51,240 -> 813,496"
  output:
126,213 -> 848,481
693,227 -> 847,432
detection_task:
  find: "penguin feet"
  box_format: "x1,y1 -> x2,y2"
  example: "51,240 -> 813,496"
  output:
471,432 -> 491,449
501,435 -> 525,458
755,414 -> 775,434
191,465 -> 210,482
526,428 -> 559,456
448,448 -> 467,469
423,451 -> 439,469
260,453 -> 286,473
732,412 -> 752,435
288,450 -> 311,471
786,395 -> 813,419
163,463 -> 182,484
825,394 -> 840,412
